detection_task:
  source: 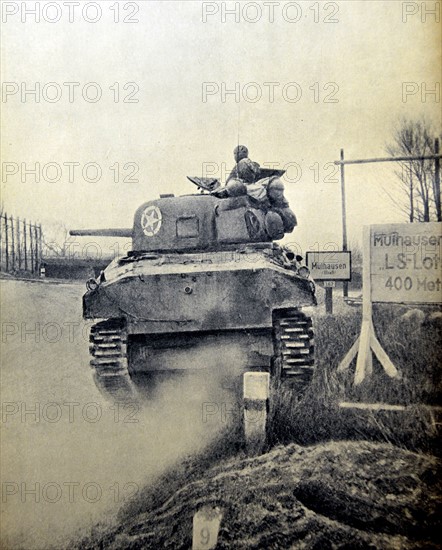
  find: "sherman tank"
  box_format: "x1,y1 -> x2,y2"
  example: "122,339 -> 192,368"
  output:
70,170 -> 317,404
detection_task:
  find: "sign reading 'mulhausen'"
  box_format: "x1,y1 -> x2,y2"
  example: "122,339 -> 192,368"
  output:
371,222 -> 442,304
306,251 -> 351,281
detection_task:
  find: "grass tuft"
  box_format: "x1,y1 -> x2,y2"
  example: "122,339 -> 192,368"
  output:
269,303 -> 442,454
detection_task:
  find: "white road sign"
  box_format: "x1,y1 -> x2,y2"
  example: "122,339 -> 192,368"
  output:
306,251 -> 351,281
370,222 -> 442,304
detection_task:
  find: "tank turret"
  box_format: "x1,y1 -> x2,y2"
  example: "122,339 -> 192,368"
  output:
70,167 -> 295,252
71,193 -> 276,253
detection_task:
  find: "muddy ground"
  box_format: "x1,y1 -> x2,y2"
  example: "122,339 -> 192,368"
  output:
78,440 -> 441,549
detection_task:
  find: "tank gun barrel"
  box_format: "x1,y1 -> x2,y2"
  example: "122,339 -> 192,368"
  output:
70,228 -> 132,238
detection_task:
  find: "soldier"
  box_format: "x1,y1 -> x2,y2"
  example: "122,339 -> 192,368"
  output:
212,145 -> 297,238
226,145 -> 261,184
247,177 -> 297,234
213,145 -> 260,198
267,178 -> 297,233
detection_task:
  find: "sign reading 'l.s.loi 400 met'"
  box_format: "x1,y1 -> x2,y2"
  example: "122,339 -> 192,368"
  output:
371,222 -> 442,304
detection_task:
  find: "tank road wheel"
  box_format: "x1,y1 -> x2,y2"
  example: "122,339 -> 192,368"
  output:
89,319 -> 138,401
273,309 -> 315,395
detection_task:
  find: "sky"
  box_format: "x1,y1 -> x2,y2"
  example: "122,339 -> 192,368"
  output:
1,0 -> 441,255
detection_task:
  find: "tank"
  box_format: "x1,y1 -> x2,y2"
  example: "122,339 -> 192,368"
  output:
70,173 -> 317,403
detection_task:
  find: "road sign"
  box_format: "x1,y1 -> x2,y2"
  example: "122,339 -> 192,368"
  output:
370,222 -> 442,304
306,251 -> 351,281
323,281 -> 336,288
338,222 -> 442,386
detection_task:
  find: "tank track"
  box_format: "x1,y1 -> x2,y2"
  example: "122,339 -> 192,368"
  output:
88,313 -> 314,399
274,310 -> 315,394
89,320 -> 136,400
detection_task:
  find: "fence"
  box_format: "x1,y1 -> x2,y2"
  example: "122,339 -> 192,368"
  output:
0,214 -> 43,275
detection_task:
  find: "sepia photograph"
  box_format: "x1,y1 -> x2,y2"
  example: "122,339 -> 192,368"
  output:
1,1 -> 441,548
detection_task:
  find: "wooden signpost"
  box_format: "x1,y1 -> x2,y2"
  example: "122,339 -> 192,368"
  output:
306,251 -> 351,314
338,222 -> 442,384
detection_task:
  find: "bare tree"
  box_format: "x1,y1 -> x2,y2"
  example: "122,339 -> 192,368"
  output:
41,221 -> 78,258
348,239 -> 362,267
385,118 -> 441,222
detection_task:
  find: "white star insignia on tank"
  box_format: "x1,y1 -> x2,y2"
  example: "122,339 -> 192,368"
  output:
141,205 -> 162,236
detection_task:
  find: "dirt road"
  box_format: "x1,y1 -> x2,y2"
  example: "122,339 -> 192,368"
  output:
1,280 -> 227,549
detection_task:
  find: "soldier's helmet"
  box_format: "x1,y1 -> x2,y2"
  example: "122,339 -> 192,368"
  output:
234,145 -> 249,163
267,178 -> 285,201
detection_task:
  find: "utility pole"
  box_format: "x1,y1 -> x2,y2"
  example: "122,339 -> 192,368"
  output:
0,214 -> 2,271
34,223 -> 39,272
5,214 -> 9,272
29,223 -> 34,274
340,149 -> 348,298
17,217 -> 21,270
23,219 -> 28,271
10,216 -> 15,271
435,138 -> 441,222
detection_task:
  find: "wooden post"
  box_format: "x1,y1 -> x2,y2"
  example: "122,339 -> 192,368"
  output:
5,214 -> 9,272
337,225 -> 400,384
435,138 -> 441,222
0,214 -> 3,271
340,149 -> 348,298
325,287 -> 333,314
23,219 -> 28,271
29,223 -> 34,274
38,224 -> 43,267
10,216 -> 15,271
16,217 -> 21,270
243,372 -> 269,455
354,226 -> 373,384
34,223 -> 39,272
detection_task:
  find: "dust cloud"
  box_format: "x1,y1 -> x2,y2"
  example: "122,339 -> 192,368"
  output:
1,280 -> 238,549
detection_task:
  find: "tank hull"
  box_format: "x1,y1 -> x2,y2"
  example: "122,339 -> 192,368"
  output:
83,250 -> 316,334
85,247 -> 316,402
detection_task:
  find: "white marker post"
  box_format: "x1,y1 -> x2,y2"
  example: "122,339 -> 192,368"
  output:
338,222 -> 442,384
192,506 -> 223,550
323,280 -> 336,314
243,372 -> 269,455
